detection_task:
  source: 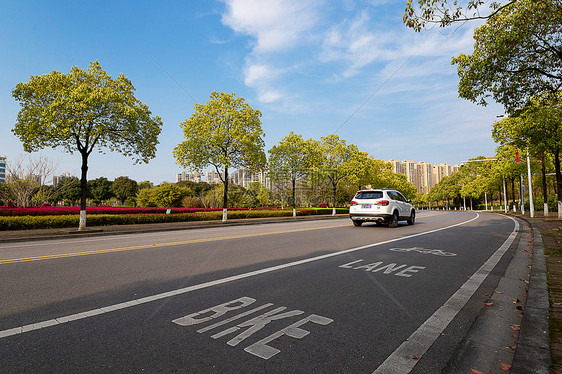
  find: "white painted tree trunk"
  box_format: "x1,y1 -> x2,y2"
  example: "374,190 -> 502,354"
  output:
222,208 -> 228,222
544,203 -> 549,217
79,210 -> 87,230
332,207 -> 336,216
292,208 -> 296,217
558,200 -> 562,219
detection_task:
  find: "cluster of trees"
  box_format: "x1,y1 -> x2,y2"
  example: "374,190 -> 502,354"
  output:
416,152 -> 559,212
12,0 -> 561,229
173,92 -> 416,220
404,0 -> 562,217
267,132 -> 416,215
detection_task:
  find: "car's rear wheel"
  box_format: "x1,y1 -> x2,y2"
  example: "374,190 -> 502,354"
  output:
407,210 -> 415,225
352,220 -> 363,227
388,211 -> 399,228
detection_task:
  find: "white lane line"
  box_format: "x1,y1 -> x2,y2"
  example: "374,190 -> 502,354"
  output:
0,213 -> 480,339
372,215 -> 519,374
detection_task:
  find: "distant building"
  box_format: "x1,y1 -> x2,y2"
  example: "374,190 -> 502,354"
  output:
0,156 -> 5,183
53,172 -> 72,187
230,168 -> 271,190
388,160 -> 460,193
176,171 -> 202,183
205,170 -> 225,185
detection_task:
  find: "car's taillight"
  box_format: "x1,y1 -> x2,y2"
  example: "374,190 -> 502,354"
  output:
375,200 -> 389,206
349,201 -> 358,206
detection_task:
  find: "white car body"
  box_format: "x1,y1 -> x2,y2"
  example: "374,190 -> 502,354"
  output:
349,189 -> 415,227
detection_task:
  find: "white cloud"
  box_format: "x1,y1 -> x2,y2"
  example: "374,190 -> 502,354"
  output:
243,63 -> 279,86
220,0 -> 322,53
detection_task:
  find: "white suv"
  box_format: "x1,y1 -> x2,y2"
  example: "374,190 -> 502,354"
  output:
349,189 -> 415,227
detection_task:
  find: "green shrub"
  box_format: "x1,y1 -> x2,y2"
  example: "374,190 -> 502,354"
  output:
0,208 -> 349,231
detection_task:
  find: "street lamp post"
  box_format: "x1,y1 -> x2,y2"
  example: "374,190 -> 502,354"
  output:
526,150 -> 535,218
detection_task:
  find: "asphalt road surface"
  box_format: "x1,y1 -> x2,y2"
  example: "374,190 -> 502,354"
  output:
0,211 -> 519,373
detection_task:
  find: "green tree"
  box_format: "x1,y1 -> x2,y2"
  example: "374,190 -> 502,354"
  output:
176,180 -> 212,197
0,182 -> 10,204
268,132 -> 315,215
493,92 -> 562,217
151,182 -> 192,207
12,61 -> 163,229
112,176 -> 138,205
404,0 -> 519,31
87,177 -> 113,205
314,134 -> 359,214
174,91 -> 266,221
136,188 -> 156,207
53,177 -> 82,206
246,181 -> 269,207
138,180 -> 154,190
451,0 -> 562,113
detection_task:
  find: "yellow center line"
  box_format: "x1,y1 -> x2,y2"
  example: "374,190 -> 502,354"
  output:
0,212 -> 447,265
0,224 -> 350,265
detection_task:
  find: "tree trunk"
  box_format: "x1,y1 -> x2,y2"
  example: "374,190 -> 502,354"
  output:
79,151 -> 88,230
554,149 -> 562,219
542,158 -> 549,216
332,180 -> 337,216
509,178 -> 515,207
222,166 -> 229,222
292,178 -> 296,217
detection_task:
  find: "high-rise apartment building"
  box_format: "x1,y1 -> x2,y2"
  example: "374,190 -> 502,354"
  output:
388,159 -> 459,193
230,168 -> 271,190
176,171 -> 202,183
53,172 -> 71,187
0,156 -> 5,183
205,170 -> 225,185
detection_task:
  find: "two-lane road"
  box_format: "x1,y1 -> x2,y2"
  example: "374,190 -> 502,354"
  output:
0,211 -> 520,373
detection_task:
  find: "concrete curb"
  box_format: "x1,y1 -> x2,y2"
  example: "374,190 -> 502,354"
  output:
511,219 -> 550,373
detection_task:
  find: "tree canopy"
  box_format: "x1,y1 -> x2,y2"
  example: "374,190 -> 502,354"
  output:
111,176 -> 138,205
404,0 -> 519,31
174,91 -> 266,220
12,61 -> 162,228
268,132 -> 315,212
451,0 -> 562,113
492,92 -> 562,216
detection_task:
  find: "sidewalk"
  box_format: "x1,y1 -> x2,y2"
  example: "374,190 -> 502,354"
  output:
514,211 -> 562,373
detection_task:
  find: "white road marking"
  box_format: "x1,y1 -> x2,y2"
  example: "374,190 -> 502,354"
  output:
372,215 -> 519,373
0,213 -> 480,339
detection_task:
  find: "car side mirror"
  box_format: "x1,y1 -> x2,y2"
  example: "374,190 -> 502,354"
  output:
407,199 -> 412,203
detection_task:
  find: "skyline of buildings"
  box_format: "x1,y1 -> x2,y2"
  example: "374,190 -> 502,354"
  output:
388,160 -> 460,193
1,154 -> 458,194
176,159 -> 460,194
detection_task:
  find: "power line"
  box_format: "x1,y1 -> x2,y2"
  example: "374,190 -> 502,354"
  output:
334,56 -> 412,134
150,55 -> 198,104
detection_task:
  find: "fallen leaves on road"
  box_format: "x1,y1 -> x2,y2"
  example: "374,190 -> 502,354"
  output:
499,361 -> 511,371
471,368 -> 484,374
511,324 -> 521,331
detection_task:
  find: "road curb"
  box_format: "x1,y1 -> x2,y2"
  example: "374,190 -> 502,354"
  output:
511,218 -> 550,373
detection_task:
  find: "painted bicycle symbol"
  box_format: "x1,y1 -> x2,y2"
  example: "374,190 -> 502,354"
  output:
389,247 -> 457,256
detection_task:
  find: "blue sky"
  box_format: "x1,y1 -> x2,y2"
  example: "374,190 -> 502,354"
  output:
0,0 -> 503,184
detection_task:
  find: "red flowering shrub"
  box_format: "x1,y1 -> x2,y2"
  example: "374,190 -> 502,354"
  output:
0,206 -> 248,216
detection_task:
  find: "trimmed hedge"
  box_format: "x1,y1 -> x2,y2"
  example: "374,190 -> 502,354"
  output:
0,208 -> 349,231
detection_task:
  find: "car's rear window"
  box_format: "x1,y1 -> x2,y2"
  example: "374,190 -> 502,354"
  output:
355,191 -> 383,199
